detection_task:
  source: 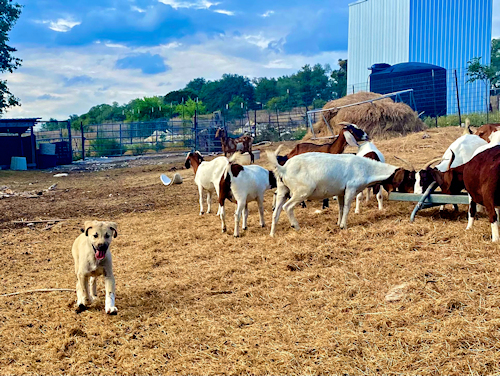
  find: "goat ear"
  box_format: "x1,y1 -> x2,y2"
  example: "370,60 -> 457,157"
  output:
429,168 -> 444,188
343,131 -> 359,147
184,157 -> 191,169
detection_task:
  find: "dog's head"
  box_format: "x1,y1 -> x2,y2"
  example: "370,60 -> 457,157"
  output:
83,221 -> 118,261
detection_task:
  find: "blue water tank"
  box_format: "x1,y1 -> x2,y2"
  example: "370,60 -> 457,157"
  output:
369,62 -> 447,117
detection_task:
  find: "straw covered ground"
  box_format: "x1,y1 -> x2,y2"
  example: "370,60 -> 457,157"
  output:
2,126 -> 500,375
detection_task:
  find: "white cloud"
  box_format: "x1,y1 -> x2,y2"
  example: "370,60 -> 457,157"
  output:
264,59 -> 292,69
3,39 -> 346,120
213,9 -> 235,16
104,43 -> 128,48
48,18 -> 81,32
131,5 -> 146,13
157,0 -> 219,10
261,10 -> 275,18
243,34 -> 273,49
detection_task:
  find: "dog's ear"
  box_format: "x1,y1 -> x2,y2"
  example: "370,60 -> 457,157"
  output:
107,222 -> 118,238
84,221 -> 94,237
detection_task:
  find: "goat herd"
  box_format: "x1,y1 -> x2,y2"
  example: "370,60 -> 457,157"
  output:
186,122 -> 500,241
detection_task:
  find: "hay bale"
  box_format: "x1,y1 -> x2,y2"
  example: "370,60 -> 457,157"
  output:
304,92 -> 426,140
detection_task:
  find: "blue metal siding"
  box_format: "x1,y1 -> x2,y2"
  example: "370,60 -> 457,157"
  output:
347,0 -> 411,93
348,0 -> 493,114
409,0 -> 493,113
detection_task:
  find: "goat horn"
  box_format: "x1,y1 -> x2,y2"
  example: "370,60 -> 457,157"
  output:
422,157 -> 442,170
394,156 -> 415,171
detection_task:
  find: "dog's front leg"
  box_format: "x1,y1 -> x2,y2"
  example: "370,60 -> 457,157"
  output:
104,273 -> 117,315
76,274 -> 88,313
89,276 -> 97,303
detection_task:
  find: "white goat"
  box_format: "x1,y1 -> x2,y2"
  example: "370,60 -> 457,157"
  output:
184,152 -> 229,215
472,130 -> 500,158
414,134 -> 487,194
266,151 -> 406,237
218,160 -> 277,237
354,141 -> 385,214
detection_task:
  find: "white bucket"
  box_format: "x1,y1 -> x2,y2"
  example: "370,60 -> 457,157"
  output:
40,143 -> 56,155
10,157 -> 27,171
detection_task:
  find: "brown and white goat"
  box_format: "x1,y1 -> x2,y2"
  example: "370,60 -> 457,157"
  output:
276,122 -> 369,165
218,162 -> 277,237
267,150 -> 409,236
185,151 -> 229,215
215,128 -> 254,163
475,123 -> 500,142
430,147 -> 500,242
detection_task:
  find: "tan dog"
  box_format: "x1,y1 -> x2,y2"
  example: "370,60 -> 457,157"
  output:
72,221 -> 118,314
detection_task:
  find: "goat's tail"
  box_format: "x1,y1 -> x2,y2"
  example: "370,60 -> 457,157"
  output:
266,148 -> 286,180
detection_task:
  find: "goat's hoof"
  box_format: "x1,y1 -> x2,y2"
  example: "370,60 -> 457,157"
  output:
106,307 -> 118,315
233,234 -> 240,238
261,224 -> 265,228
199,212 -> 204,216
242,227 -> 247,231
222,228 -> 226,233
76,304 -> 87,314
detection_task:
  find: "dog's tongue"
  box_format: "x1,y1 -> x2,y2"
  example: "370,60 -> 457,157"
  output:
95,249 -> 106,260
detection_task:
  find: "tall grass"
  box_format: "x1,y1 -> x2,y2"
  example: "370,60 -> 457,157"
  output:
424,111 -> 500,128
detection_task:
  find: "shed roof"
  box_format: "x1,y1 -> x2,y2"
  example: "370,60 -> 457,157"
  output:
0,118 -> 41,134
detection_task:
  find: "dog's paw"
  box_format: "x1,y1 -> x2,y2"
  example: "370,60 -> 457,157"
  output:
76,304 -> 87,314
106,306 -> 118,315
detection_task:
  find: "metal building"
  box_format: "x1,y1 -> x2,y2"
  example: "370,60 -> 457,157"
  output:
347,0 -> 493,114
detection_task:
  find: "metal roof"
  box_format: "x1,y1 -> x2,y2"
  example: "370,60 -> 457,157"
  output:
0,118 -> 41,134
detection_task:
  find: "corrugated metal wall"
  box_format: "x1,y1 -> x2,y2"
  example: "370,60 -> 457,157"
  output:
347,0 -> 410,92
347,0 -> 493,114
409,0 -> 493,113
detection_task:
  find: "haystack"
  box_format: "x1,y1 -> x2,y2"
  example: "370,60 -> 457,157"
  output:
304,91 -> 426,140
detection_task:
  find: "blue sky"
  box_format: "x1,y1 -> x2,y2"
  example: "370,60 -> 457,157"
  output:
3,0 -> 500,120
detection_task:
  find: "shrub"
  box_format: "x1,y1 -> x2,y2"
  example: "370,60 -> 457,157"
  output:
128,143 -> 149,156
90,137 -> 121,157
291,128 -> 307,140
424,112 -> 500,128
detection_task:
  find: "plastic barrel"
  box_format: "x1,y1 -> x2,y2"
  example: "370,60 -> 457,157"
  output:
10,157 -> 27,171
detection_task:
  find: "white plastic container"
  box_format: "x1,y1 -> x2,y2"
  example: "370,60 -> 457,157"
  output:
10,156 -> 27,171
40,143 -> 56,155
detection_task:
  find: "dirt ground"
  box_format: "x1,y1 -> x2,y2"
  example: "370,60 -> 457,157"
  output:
2,126 -> 500,375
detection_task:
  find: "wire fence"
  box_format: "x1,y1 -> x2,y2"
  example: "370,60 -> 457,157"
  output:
32,109 -> 309,163
349,66 -> 500,124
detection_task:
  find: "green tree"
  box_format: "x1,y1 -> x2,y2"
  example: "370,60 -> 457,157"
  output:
466,57 -> 499,88
292,64 -> 332,109
253,77 -> 279,106
331,59 -> 347,99
0,0 -> 22,114
175,98 -> 207,120
126,96 -> 172,122
491,39 -> 500,85
164,89 -> 197,105
199,74 -> 255,112
185,78 -> 206,95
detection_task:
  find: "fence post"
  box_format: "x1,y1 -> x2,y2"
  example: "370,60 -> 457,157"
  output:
194,110 -> 198,151
276,108 -> 280,139
254,109 -> 257,137
454,70 -> 462,125
432,70 -> 438,127
486,83 -> 490,123
119,123 -> 123,155
80,122 -> 85,161
66,120 -> 72,162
